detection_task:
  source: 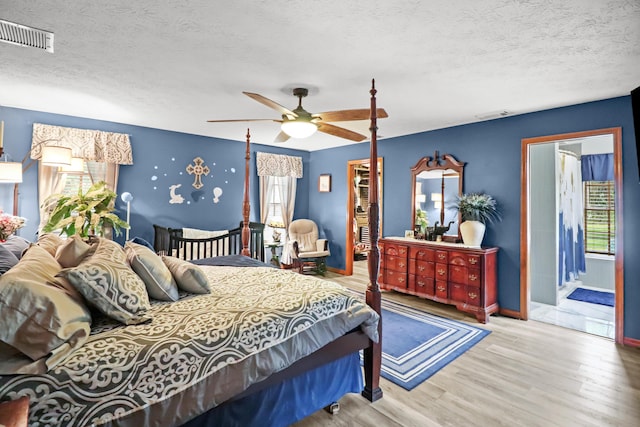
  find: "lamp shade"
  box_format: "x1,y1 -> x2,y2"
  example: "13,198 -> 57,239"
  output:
59,157 -> 85,173
280,120 -> 317,139
120,192 -> 133,203
41,146 -> 72,167
0,161 -> 23,183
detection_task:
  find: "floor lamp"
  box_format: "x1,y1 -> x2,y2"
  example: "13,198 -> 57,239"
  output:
0,120 -> 79,215
121,192 -> 133,241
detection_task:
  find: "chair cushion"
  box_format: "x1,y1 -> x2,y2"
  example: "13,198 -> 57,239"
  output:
298,251 -> 330,259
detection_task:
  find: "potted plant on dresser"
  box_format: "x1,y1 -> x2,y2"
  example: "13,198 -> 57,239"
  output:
455,192 -> 501,247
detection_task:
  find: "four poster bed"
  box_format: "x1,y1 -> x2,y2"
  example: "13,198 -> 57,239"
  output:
0,81 -> 383,426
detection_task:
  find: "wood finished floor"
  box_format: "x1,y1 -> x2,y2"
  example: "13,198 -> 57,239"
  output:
293,261 -> 640,427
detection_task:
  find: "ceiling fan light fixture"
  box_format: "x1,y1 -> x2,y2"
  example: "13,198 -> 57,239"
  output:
280,120 -> 317,139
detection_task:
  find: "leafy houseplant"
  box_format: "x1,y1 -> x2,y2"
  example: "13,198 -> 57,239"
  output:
42,181 -> 129,238
454,193 -> 501,247
454,193 -> 501,224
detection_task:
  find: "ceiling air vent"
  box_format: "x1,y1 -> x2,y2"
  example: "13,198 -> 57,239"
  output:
0,19 -> 54,53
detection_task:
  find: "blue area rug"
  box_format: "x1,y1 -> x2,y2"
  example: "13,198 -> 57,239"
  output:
567,287 -> 614,307
351,290 -> 490,390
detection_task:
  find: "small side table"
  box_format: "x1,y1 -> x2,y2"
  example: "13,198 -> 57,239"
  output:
265,241 -> 283,267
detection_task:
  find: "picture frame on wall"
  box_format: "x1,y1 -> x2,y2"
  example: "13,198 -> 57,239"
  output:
318,174 -> 331,192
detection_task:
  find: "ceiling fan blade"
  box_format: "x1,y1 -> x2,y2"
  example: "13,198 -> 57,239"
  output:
243,92 -> 298,119
207,119 -> 282,123
274,131 -> 291,143
314,108 -> 388,122
317,122 -> 367,142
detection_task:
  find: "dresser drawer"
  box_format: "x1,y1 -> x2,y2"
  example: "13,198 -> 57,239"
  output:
385,243 -> 408,258
409,275 -> 435,296
449,251 -> 481,267
385,269 -> 407,289
386,255 -> 408,272
435,280 -> 448,299
450,265 -> 482,285
435,250 -> 448,263
435,263 -> 448,280
409,246 -> 434,261
451,283 -> 482,306
409,259 -> 434,278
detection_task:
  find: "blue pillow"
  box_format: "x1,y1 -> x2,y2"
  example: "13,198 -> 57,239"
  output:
3,235 -> 30,259
130,236 -> 155,252
0,244 -> 19,274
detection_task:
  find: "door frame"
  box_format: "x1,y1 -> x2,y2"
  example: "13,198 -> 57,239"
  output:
520,127 -> 623,343
345,157 -> 383,276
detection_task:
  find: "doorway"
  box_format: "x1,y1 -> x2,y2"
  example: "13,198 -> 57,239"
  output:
345,157 -> 382,276
520,128 -> 623,343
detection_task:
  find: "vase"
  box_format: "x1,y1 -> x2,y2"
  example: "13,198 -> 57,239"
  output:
459,220 -> 486,247
272,229 -> 281,243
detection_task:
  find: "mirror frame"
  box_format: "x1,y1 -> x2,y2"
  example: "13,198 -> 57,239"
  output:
411,151 -> 465,239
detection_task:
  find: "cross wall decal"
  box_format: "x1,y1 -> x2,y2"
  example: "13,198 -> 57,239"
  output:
186,157 -> 210,189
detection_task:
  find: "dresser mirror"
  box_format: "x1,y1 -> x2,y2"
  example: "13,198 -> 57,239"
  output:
411,151 -> 465,241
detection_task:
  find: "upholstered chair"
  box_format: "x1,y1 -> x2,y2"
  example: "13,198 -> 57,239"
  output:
288,219 -> 330,275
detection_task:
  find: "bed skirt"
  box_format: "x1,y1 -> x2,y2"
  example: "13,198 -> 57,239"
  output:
182,351 -> 363,427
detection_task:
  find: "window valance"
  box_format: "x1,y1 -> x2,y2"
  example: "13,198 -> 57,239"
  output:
581,153 -> 613,182
256,152 -> 303,178
31,123 -> 133,165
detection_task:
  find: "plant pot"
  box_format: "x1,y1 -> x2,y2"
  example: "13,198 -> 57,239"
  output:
460,220 -> 486,247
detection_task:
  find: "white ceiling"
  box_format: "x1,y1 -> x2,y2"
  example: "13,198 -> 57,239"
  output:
1,1 -> 639,152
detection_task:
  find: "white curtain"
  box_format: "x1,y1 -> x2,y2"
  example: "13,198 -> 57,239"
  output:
557,150 -> 586,287
256,152 -> 302,265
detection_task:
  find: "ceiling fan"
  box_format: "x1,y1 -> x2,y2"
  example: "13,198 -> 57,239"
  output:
207,88 -> 388,143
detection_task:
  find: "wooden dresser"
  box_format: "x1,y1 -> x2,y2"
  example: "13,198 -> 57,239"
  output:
378,237 -> 498,323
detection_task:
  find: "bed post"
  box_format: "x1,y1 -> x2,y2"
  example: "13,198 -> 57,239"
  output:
241,129 -> 251,257
362,79 -> 383,402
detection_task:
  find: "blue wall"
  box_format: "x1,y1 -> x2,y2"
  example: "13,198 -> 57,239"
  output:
308,96 -> 639,340
2,96 -> 638,340
0,106 -> 309,245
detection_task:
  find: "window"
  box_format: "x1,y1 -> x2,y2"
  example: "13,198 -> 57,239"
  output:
60,161 -> 106,196
266,180 -> 284,229
583,181 -> 615,255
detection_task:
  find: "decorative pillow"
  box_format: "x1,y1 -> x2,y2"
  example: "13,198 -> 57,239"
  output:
131,236 -> 155,251
0,244 -> 92,374
55,234 -> 93,268
2,235 -> 30,259
0,244 -> 19,274
161,255 -> 211,294
60,238 -> 151,325
37,233 -> 64,257
125,241 -> 178,301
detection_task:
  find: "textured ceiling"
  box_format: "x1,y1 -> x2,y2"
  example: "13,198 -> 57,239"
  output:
1,1 -> 639,151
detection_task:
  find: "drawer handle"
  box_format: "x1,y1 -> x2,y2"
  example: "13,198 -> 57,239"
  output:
469,292 -> 478,299
399,277 -> 405,283
399,262 -> 405,268
469,274 -> 478,281
418,251 -> 425,256
437,285 -> 446,292
438,253 -> 446,260
469,258 -> 478,264
400,249 -> 406,254
417,280 -> 425,287
437,269 -> 446,276
418,265 -> 425,271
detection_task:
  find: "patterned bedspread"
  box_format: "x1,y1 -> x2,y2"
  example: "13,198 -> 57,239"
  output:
0,266 -> 379,427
